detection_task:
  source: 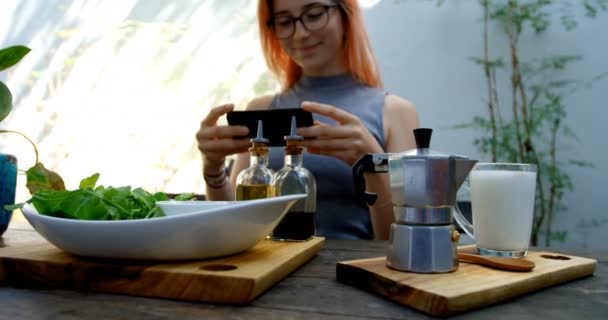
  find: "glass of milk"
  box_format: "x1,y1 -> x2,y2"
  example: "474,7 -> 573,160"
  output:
453,163 -> 537,258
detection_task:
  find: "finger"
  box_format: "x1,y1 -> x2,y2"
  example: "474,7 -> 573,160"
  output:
197,125 -> 249,140
198,138 -> 250,154
296,120 -> 329,135
297,123 -> 352,139
301,101 -> 358,124
201,104 -> 235,127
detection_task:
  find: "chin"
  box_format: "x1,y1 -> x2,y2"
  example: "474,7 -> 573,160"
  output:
295,57 -> 328,74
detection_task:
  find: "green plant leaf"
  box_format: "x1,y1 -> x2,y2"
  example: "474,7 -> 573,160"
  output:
467,56 -> 505,68
28,174 -> 168,220
25,162 -> 66,195
173,192 -> 194,201
32,189 -> 111,220
568,159 -> 595,168
0,80 -> 11,122
58,191 -> 110,220
0,45 -> 31,72
154,192 -> 170,201
131,187 -> 156,210
79,173 -> 100,189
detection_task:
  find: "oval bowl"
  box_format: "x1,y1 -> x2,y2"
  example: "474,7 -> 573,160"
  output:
155,200 -> 233,216
21,194 -> 306,260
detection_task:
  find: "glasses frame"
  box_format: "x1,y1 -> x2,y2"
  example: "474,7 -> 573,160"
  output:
267,3 -> 339,40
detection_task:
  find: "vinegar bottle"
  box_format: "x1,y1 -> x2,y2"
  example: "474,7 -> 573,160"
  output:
271,116 -> 316,241
235,120 -> 274,200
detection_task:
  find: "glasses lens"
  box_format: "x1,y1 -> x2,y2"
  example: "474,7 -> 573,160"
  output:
274,17 -> 294,39
302,6 -> 329,31
272,5 -> 332,39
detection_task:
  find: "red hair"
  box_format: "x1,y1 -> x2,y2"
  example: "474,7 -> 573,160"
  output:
258,0 -> 382,90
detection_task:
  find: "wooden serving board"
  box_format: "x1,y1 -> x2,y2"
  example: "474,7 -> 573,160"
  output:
336,248 -> 597,317
0,236 -> 324,304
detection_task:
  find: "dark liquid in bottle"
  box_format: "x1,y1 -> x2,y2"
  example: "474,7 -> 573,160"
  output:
272,211 -> 315,241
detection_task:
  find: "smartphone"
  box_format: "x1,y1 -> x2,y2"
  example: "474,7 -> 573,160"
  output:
227,108 -> 314,146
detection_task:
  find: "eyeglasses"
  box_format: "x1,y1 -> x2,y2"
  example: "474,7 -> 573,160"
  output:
267,3 -> 339,40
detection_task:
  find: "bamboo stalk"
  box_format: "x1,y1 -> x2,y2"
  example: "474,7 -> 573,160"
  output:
545,119 -> 560,246
491,63 -> 503,124
482,0 -> 498,162
506,0 -> 548,246
507,0 -> 524,162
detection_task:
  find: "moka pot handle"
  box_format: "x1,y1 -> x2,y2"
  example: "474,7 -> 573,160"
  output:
352,153 -> 389,206
452,178 -> 475,239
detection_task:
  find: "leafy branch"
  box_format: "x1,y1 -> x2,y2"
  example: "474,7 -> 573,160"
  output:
461,0 -> 606,246
1,45 -> 66,196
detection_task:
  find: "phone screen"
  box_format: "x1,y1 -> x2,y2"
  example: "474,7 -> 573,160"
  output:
226,108 -> 314,146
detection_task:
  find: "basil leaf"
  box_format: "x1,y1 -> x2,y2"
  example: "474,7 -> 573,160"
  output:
28,173 -> 169,221
79,173 -> 100,189
174,193 -> 195,201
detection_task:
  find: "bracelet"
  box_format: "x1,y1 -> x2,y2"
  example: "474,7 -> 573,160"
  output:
204,169 -> 228,189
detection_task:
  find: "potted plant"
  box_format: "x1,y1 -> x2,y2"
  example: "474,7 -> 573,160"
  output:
0,45 -> 65,236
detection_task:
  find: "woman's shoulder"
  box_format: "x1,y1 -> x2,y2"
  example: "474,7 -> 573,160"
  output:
383,94 -> 417,117
382,94 -> 419,151
245,94 -> 275,110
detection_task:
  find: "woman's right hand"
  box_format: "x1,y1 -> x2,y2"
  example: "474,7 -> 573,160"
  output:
196,104 -> 250,173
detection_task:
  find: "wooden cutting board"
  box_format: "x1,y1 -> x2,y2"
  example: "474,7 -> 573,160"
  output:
0,236 -> 324,304
336,248 -> 597,317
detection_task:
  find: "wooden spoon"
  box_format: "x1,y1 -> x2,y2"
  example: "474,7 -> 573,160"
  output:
457,252 -> 535,272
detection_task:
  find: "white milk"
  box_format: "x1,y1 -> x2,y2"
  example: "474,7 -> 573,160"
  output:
470,169 -> 536,251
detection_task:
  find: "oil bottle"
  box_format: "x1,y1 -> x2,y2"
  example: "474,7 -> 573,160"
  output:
235,120 -> 274,200
271,116 -> 316,241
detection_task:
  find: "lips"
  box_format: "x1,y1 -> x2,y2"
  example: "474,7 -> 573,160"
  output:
294,43 -> 321,54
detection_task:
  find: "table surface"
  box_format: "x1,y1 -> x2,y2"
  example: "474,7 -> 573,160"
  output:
1,222 -> 606,320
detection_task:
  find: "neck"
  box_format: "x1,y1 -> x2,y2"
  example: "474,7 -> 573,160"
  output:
301,57 -> 347,77
284,152 -> 303,168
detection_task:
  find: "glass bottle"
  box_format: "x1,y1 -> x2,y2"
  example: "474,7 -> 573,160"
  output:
271,116 -> 316,241
235,120 -> 274,200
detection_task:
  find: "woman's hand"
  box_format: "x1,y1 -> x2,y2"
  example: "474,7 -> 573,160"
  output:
195,104 -> 250,173
297,101 -> 384,166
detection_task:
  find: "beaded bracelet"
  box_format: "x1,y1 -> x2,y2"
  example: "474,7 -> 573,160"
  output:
204,169 -> 228,189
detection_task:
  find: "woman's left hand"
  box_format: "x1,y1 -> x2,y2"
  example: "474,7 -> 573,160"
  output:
297,101 -> 384,166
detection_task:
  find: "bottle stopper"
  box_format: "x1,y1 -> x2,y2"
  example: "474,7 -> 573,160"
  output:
284,116 -> 303,141
251,120 -> 269,144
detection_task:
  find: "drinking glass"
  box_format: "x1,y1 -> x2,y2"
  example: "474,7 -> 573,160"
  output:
453,163 -> 537,257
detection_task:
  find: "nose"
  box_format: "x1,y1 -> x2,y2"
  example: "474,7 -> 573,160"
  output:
292,19 -> 310,39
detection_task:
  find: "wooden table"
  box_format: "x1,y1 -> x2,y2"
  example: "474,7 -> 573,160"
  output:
1,222 -> 606,320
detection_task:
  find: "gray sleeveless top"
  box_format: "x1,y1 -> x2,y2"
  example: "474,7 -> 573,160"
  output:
268,73 -> 386,239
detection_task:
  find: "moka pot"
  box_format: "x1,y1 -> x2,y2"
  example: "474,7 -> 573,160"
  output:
352,128 -> 477,273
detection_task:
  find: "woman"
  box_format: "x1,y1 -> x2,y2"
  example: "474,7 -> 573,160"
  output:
196,0 -> 419,240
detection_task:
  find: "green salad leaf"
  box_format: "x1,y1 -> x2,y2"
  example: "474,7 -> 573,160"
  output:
10,173 -> 171,220
173,192 -> 195,201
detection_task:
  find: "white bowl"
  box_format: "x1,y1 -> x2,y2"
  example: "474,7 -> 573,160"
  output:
21,194 -> 306,260
156,200 -> 232,216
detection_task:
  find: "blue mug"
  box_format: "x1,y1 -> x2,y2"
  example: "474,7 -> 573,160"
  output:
0,153 -> 17,236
